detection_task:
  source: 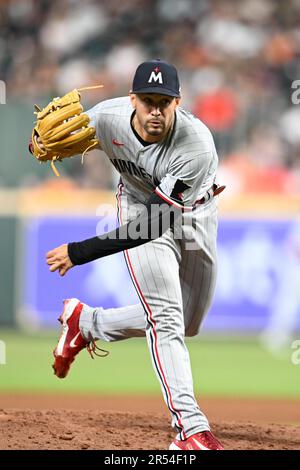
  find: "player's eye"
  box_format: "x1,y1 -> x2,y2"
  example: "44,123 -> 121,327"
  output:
161,99 -> 171,107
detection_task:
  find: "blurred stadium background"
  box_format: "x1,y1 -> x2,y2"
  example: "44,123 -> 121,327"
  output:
0,0 -> 300,413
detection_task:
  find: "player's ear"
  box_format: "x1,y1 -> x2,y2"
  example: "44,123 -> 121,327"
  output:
175,97 -> 181,107
129,92 -> 136,109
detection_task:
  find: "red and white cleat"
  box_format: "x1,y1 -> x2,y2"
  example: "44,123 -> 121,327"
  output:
53,299 -> 109,379
169,431 -> 224,451
52,299 -> 88,379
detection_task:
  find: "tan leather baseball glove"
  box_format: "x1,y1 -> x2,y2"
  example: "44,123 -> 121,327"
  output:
30,87 -> 101,175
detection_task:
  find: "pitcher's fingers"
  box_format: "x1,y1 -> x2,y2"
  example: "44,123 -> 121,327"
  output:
46,250 -> 57,259
60,264 -> 71,277
49,263 -> 60,272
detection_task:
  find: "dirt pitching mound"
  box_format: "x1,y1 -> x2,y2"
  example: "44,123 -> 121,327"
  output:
0,409 -> 299,450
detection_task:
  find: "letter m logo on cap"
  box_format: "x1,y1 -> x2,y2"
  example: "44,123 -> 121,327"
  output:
148,70 -> 163,84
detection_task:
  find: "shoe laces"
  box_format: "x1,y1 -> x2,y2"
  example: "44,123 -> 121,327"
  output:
57,316 -> 109,359
86,340 -> 109,359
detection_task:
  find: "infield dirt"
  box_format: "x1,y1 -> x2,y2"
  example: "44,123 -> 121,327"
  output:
0,395 -> 299,450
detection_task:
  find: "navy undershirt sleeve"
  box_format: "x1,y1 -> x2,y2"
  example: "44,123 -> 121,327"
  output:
68,191 -> 182,266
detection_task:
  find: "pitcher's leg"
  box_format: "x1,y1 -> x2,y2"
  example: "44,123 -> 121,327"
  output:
180,249 -> 217,336
79,303 -> 146,342
124,235 -> 210,439
181,199 -> 218,336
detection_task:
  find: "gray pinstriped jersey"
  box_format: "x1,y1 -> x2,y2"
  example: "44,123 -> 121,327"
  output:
87,97 -> 218,208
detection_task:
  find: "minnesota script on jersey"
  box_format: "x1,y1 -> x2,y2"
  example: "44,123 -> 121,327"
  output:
87,97 -> 218,209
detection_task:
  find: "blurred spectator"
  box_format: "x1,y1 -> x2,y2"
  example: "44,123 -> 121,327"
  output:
280,107 -> 300,145
219,126 -> 297,194
1,0 -> 300,191
193,88 -> 239,132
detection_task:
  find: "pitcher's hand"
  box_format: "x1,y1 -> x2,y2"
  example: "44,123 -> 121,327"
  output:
46,244 -> 74,277
37,136 -> 45,150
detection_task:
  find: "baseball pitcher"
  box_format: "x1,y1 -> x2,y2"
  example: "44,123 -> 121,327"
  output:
30,60 -> 225,451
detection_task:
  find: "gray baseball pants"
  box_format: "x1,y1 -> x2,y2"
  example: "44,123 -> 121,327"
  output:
79,185 -> 218,439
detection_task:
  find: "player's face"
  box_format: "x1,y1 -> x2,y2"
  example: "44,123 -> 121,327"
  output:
130,93 -> 180,143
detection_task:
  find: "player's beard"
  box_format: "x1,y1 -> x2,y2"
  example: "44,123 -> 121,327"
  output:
144,120 -> 165,136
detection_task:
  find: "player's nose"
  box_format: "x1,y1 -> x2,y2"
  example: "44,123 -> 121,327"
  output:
151,107 -> 161,116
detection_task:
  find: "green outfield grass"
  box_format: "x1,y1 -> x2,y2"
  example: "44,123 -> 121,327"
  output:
0,330 -> 299,398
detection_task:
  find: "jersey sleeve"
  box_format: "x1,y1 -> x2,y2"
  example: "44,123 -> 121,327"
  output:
155,151 -> 212,210
85,102 -> 105,140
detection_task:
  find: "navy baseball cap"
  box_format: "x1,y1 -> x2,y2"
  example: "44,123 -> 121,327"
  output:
132,59 -> 180,97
